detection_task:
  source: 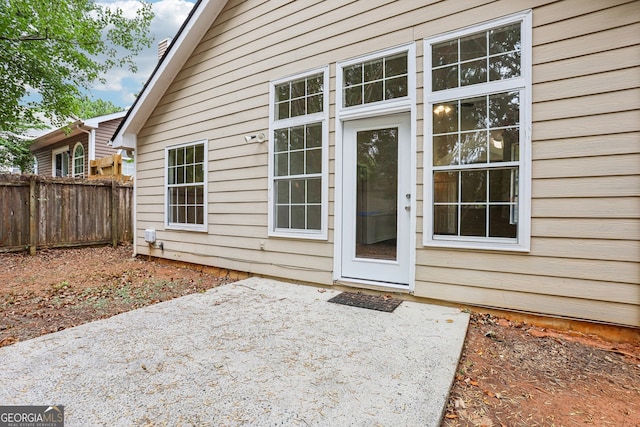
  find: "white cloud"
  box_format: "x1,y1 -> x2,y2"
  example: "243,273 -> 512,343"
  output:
91,0 -> 195,107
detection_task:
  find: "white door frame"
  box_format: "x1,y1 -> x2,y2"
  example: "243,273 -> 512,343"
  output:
334,108 -> 417,291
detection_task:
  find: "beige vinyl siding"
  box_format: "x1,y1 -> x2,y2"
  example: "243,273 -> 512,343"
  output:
134,0 -> 639,326
94,118 -> 122,159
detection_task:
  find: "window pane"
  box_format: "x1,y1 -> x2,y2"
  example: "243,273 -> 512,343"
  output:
385,53 -> 407,77
275,129 -> 289,152
306,148 -> 322,174
307,75 -> 323,94
434,205 -> 457,235
275,153 -> 288,176
364,59 -> 383,82
344,64 -> 362,86
489,52 -> 521,81
186,165 -> 195,183
385,76 -> 407,99
460,131 -> 487,164
460,205 -> 486,236
432,40 -> 458,66
344,86 -> 362,107
489,169 -> 514,202
490,127 -> 519,162
461,170 -> 486,202
177,147 -> 184,165
291,79 -> 305,98
489,205 -> 517,238
291,205 -> 305,229
434,171 -> 458,203
460,32 -> 486,61
307,205 -> 321,230
364,81 -> 383,103
432,102 -> 458,134
307,94 -> 323,114
489,23 -> 520,55
275,83 -> 290,102
185,145 -> 194,164
176,166 -> 185,184
277,206 -> 289,228
195,164 -> 204,182
307,178 -> 321,203
433,135 -> 459,166
277,180 -> 289,203
290,151 -> 304,175
432,66 -> 458,91
460,59 -> 487,86
277,102 -> 289,120
460,97 -> 487,131
306,124 -> 322,148
195,144 -> 204,162
291,98 -> 305,117
291,179 -> 305,203
168,150 -> 176,167
489,92 -> 519,127
290,126 -> 304,150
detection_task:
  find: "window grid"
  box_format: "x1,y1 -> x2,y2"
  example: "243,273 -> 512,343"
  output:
73,143 -> 84,177
426,16 -> 527,246
342,52 -> 408,107
271,70 -> 326,236
167,142 -> 206,228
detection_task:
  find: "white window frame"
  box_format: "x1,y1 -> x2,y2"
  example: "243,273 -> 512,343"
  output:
72,142 -> 85,177
52,145 -> 69,177
164,139 -> 208,232
268,66 -> 329,240
423,11 -> 532,252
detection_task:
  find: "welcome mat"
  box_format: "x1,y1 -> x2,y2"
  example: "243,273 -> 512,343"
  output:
328,291 -> 403,313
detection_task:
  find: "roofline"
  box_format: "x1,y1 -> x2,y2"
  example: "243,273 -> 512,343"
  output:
110,0 -> 229,149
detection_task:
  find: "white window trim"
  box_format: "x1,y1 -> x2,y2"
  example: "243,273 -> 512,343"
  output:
72,142 -> 85,177
423,10 -> 532,252
51,145 -> 69,177
164,139 -> 208,232
268,66 -> 330,240
333,43 -> 418,286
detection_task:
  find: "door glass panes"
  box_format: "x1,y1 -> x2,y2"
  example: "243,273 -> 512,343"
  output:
355,128 -> 398,260
275,74 -> 324,119
344,52 -> 408,107
432,23 -> 521,91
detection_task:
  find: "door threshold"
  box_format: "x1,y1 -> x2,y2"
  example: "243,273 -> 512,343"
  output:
335,278 -> 412,293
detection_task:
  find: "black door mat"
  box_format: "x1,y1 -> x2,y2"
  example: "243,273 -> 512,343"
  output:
328,291 -> 403,313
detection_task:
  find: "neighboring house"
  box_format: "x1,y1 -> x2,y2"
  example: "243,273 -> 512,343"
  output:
111,0 -> 640,327
31,111 -> 126,177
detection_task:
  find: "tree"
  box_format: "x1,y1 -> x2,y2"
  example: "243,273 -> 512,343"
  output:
0,0 -> 153,171
77,98 -> 125,119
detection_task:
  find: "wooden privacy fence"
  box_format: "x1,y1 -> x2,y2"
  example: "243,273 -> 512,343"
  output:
0,174 -> 133,254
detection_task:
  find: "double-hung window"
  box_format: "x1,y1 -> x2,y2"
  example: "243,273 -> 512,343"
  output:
269,68 -> 329,239
424,11 -> 531,251
166,140 -> 207,231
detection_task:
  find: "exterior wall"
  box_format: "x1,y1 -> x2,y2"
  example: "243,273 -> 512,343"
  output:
95,118 -> 123,160
32,133 -> 88,177
134,0 -> 639,326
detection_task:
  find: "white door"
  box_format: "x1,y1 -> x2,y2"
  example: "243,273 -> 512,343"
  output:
341,114 -> 411,285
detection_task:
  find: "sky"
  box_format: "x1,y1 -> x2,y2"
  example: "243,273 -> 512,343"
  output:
92,0 -> 196,108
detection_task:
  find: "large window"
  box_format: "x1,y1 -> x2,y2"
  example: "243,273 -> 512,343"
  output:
424,12 -> 531,251
165,140 -> 207,231
269,68 -> 328,238
72,143 -> 85,177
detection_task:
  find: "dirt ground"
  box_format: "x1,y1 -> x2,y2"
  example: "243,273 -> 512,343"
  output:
1,245 -> 639,426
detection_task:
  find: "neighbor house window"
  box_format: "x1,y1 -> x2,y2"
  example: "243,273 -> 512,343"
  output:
424,11 -> 531,251
165,140 -> 207,231
269,68 -> 329,238
52,146 -> 69,177
72,142 -> 85,177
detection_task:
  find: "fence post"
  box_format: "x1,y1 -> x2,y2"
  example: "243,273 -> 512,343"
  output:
29,176 -> 37,255
111,180 -> 118,248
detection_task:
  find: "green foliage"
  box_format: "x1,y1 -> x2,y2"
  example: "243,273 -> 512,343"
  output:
77,98 -> 125,119
0,0 -> 153,171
